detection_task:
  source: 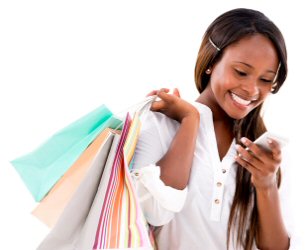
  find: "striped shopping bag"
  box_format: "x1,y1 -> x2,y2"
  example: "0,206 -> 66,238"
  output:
93,112 -> 154,250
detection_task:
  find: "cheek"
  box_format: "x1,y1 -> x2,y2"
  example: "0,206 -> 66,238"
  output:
259,85 -> 272,99
211,74 -> 235,95
222,77 -> 236,90
211,67 -> 233,90
254,88 -> 271,108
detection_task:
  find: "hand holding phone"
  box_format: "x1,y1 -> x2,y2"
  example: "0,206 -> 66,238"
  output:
254,131 -> 289,152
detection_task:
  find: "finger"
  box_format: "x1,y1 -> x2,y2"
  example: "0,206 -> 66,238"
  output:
146,90 -> 158,97
267,139 -> 282,163
157,90 -> 174,102
235,154 -> 258,175
235,144 -> 261,168
240,137 -> 266,161
158,88 -> 170,94
146,88 -> 170,97
155,88 -> 171,101
173,88 -> 181,97
150,100 -> 166,111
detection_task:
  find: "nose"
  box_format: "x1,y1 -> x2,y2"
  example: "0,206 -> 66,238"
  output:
242,79 -> 260,97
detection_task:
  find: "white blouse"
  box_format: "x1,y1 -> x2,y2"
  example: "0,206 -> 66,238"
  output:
131,101 -> 299,250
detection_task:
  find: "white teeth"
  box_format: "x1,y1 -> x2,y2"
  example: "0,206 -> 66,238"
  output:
231,92 -> 251,106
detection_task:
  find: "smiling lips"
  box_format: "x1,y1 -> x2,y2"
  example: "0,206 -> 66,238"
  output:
230,91 -> 258,106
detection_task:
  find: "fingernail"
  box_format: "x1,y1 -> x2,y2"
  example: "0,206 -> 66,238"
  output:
267,138 -> 273,144
241,137 -> 247,144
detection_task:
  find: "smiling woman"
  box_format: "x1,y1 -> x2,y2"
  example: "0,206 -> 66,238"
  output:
131,8 -> 300,250
205,34 -> 280,120
1,1 -> 304,250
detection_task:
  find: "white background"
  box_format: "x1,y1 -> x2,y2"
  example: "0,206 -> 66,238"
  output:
0,1 -> 304,249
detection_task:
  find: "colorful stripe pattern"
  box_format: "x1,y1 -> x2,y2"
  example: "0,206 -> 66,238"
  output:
93,112 -> 153,249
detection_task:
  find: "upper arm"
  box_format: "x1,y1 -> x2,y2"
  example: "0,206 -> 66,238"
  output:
131,111 -> 188,226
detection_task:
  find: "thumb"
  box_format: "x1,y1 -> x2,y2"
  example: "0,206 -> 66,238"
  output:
173,88 -> 181,97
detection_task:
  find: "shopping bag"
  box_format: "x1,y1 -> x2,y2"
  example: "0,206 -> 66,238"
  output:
37,130 -> 118,250
32,128 -> 117,228
37,101 -> 155,250
11,105 -> 122,201
92,112 -> 153,250
75,133 -> 123,250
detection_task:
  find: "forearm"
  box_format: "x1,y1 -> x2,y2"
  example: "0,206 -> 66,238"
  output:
157,114 -> 199,190
256,184 -> 290,250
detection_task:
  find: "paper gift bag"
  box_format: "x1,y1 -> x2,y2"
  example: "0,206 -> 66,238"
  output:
32,128 -> 117,228
37,112 -> 153,250
75,133 -> 122,250
11,105 -> 122,201
37,130 -> 118,250
92,112 -> 153,250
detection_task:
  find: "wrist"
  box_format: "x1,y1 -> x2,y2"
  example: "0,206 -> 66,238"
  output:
181,109 -> 200,123
252,173 -> 278,191
254,181 -> 278,195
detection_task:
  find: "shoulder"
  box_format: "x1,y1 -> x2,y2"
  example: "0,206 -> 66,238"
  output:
140,109 -> 180,133
139,100 -> 213,137
191,101 -> 213,115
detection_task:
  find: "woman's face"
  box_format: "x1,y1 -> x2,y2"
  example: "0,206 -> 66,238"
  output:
208,34 -> 279,120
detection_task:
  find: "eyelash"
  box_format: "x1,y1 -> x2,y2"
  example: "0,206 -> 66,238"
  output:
234,69 -> 272,83
261,79 -> 272,83
235,69 -> 247,76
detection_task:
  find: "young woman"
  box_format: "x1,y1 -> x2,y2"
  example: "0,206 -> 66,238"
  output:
132,8 -> 296,249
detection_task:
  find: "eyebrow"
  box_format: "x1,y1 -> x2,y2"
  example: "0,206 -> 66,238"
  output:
234,61 -> 276,74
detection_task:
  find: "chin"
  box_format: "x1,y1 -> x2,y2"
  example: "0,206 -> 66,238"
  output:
226,108 -> 254,120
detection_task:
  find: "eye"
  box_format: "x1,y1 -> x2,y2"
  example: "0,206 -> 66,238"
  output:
261,78 -> 273,83
235,69 -> 247,77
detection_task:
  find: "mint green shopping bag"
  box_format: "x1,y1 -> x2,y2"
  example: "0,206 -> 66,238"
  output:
11,105 -> 123,202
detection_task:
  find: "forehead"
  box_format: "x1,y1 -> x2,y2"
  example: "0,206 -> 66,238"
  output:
220,34 -> 279,70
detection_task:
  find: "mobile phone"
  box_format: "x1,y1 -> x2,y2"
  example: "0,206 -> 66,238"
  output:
254,131 -> 289,151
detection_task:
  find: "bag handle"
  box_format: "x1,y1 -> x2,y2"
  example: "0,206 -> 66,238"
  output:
112,95 -> 157,131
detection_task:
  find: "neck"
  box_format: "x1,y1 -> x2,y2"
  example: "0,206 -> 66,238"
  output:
196,87 -> 234,126
196,87 -> 235,160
